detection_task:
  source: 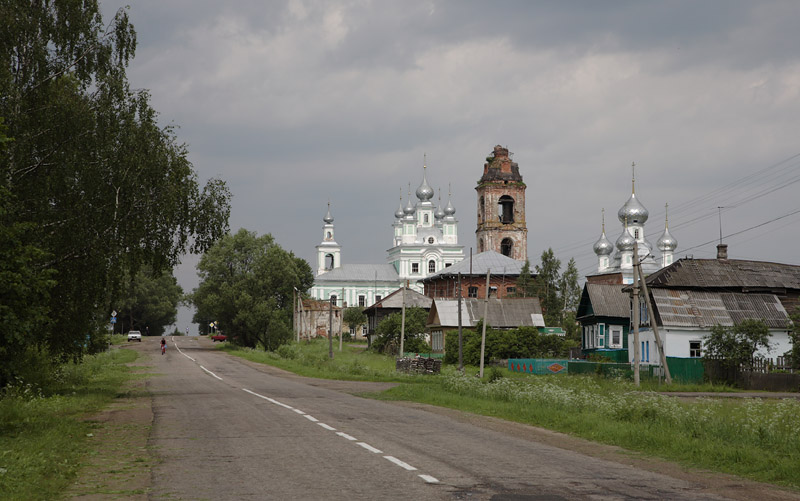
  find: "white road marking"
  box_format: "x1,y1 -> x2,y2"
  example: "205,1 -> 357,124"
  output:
356,442 -> 383,454
383,455 -> 417,471
200,366 -> 223,380
241,389 -> 440,485
172,340 -> 195,361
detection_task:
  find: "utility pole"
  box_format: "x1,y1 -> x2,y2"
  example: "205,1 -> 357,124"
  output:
633,244 -> 672,384
632,272 -> 640,386
479,269 -> 491,378
293,287 -> 298,343
399,281 -> 406,359
457,272 -> 463,371
328,296 -> 334,359
339,287 -> 344,352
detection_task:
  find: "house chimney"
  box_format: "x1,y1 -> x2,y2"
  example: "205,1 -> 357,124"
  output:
716,243 -> 728,260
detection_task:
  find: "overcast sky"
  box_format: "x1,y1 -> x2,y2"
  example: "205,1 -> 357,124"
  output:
100,1 -> 800,333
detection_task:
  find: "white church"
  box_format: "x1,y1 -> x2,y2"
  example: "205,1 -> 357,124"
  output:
310,163 -> 465,309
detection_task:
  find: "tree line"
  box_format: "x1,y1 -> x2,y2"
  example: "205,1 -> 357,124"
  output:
0,2 -> 230,388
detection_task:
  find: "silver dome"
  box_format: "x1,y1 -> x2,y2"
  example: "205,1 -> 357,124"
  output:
444,198 -> 456,216
403,196 -> 416,216
395,202 -> 405,219
415,169 -> 434,201
593,231 -> 614,256
616,228 -> 635,251
323,206 -> 334,224
657,226 -> 678,251
617,193 -> 649,225
434,204 -> 445,220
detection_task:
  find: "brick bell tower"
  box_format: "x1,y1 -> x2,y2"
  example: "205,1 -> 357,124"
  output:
475,145 -> 527,261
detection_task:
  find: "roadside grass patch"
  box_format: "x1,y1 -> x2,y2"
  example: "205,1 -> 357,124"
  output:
220,338 -> 428,382
0,349 -> 138,500
377,369 -> 800,488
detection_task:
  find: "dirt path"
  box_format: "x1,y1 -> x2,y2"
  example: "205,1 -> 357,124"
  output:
67,338 -> 800,500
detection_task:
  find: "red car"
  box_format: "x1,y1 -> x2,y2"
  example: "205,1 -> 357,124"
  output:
211,334 -> 227,342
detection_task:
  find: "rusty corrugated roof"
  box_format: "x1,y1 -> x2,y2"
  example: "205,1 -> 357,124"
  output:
650,289 -> 789,329
648,258 -> 800,290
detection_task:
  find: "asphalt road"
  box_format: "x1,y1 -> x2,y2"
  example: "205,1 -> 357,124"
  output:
143,337 -> 783,500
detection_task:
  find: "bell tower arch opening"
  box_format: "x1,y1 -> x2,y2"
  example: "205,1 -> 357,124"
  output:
475,145 -> 527,261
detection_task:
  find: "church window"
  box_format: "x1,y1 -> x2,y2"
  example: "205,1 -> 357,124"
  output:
375,295 -> 382,302
428,237 -> 434,244
480,196 -> 485,222
478,238 -> 484,253
634,229 -> 639,239
428,260 -> 436,273
501,238 -> 513,257
325,254 -> 334,270
445,263 -> 451,268
358,295 -> 365,307
498,196 -> 515,224
326,231 -> 332,239
330,295 -> 337,305
468,286 -> 478,298
424,214 -> 429,224
411,262 -> 419,274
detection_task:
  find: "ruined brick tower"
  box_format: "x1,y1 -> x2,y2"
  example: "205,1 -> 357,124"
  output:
475,145 -> 527,261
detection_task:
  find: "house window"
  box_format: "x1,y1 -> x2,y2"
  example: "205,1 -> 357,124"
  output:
428,260 -> 436,273
375,295 -> 382,302
506,286 -> 516,295
610,326 -> 622,347
468,286 -> 478,298
358,295 -> 365,307
362,325 -> 367,336
432,330 -> 443,351
489,286 -> 497,297
411,263 -> 419,274
641,341 -> 645,362
689,340 -> 702,358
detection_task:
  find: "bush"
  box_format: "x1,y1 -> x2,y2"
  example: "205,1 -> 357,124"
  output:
444,323 -> 575,366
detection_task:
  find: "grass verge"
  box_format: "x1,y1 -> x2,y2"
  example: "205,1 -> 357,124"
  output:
0,349 -> 139,500
223,338 -> 800,489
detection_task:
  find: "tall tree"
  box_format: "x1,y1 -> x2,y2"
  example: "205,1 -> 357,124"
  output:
533,248 -> 561,326
343,307 -> 367,340
191,229 -> 314,351
514,259 -> 535,298
0,1 -> 231,371
559,258 -> 581,316
371,307 -> 430,355
116,266 -> 183,337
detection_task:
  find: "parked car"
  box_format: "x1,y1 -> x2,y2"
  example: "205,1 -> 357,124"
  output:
211,334 -> 227,342
127,330 -> 142,342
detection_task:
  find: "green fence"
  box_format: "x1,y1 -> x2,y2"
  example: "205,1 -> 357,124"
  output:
508,359 -> 569,375
510,357 -> 704,383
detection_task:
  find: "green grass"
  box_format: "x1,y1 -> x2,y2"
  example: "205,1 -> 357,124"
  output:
233,339 -> 800,489
0,349 -> 139,500
219,338 -> 431,383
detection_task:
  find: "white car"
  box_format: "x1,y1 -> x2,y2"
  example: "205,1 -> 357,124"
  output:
127,330 -> 142,342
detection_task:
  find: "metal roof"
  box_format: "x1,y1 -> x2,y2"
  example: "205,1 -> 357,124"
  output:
584,284 -> 630,318
315,264 -> 399,282
650,289 -> 789,329
421,251 -> 528,280
647,258 -> 800,290
363,287 -> 432,312
428,298 -> 543,328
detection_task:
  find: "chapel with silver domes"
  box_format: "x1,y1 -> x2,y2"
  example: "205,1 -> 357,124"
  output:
590,165 -> 677,285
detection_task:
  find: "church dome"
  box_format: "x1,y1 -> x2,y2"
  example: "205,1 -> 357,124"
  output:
616,228 -> 635,251
395,202 -> 405,220
444,198 -> 456,216
593,231 -> 613,256
323,206 -> 334,224
617,193 -> 649,225
415,170 -> 434,201
434,204 -> 445,220
403,196 -> 416,216
657,226 -> 678,251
